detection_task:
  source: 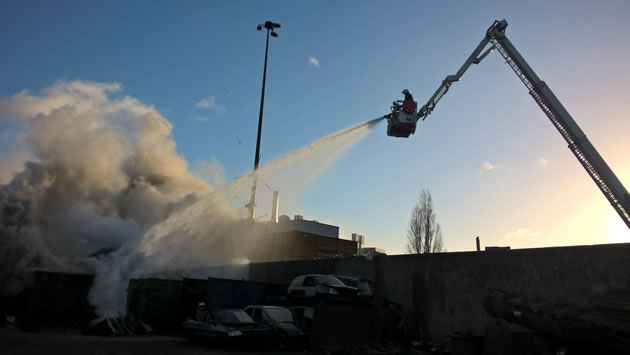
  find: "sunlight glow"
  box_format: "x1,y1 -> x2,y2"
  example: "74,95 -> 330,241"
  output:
601,211 -> 630,244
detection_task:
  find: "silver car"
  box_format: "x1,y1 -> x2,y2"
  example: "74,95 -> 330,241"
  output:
334,275 -> 374,302
287,274 -> 357,304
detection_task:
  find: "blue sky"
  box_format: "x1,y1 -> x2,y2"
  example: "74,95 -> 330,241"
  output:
2,0 -> 630,254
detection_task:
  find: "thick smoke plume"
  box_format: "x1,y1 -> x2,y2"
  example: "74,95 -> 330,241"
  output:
0,80 -> 380,318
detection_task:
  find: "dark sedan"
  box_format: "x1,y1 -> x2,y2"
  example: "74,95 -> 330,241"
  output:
182,308 -> 267,348
244,305 -> 309,349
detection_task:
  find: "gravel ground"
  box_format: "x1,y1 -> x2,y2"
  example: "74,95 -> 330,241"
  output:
0,327 -> 312,355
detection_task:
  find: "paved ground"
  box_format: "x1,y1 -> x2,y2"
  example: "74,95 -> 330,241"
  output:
0,327 -> 311,355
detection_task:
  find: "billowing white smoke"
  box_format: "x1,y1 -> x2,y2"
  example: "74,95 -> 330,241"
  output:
0,81 -> 215,310
0,80 -> 380,319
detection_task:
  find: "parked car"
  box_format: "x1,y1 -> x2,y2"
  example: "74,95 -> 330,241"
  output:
287,274 -> 357,304
335,275 -> 374,302
182,303 -> 267,348
289,306 -> 314,334
244,305 -> 308,349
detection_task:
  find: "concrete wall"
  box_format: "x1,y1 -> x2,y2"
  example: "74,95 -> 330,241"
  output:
249,243 -> 630,337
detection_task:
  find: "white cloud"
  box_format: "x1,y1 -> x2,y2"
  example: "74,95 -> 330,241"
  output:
194,115 -> 208,122
308,57 -> 320,67
194,96 -> 226,116
504,229 -> 543,239
478,161 -> 502,175
194,97 -> 213,109
536,158 -> 549,167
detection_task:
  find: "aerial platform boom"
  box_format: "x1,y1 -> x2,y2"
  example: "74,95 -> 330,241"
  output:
392,19 -> 630,228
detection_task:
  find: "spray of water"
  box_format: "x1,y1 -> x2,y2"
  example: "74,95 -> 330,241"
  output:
224,116 -> 384,218
0,80 -> 383,318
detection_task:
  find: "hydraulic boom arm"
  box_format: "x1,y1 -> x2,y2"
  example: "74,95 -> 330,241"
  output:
417,34 -> 495,120
417,19 -> 630,228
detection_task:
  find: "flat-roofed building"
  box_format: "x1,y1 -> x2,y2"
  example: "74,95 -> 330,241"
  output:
249,215 -> 356,262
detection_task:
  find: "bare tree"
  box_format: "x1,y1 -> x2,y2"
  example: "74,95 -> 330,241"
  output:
406,189 -> 445,254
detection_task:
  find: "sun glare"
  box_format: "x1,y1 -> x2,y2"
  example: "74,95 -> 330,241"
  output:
601,211 -> 630,244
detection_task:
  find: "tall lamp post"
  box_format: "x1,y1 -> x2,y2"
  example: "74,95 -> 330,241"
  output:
248,20 -> 281,220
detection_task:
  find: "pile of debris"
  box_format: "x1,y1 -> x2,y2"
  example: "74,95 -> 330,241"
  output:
84,316 -> 153,336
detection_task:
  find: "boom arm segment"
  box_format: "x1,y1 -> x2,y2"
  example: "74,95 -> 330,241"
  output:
417,37 -> 495,120
418,19 -> 630,228
488,20 -> 630,228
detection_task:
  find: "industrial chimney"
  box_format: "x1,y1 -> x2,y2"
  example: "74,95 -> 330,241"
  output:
271,191 -> 279,223
352,233 -> 365,254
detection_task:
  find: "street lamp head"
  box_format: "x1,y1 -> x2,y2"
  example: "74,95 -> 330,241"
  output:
263,21 -> 281,31
257,25 -> 262,31
270,31 -> 278,38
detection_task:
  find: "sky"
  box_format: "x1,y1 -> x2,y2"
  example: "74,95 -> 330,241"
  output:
1,0 -> 629,255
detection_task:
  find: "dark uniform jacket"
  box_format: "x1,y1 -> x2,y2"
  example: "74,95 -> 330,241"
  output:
402,93 -> 417,113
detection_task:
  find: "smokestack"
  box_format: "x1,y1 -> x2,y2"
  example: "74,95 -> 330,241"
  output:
476,236 -> 481,252
271,191 -> 279,223
352,233 -> 364,253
